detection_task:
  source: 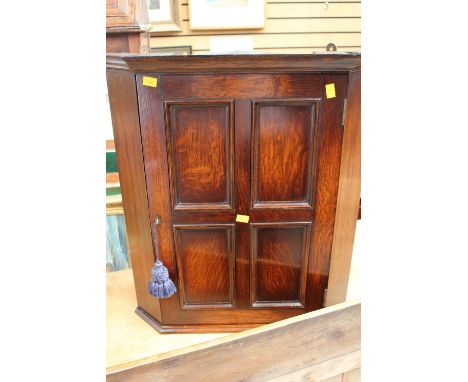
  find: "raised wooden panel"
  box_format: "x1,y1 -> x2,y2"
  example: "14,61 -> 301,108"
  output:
250,223 -> 311,308
252,99 -> 319,209
164,101 -> 234,212
174,224 -> 235,309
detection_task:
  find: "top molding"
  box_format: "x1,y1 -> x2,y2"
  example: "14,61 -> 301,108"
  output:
106,53 -> 361,74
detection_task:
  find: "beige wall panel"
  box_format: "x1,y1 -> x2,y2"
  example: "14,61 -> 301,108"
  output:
151,32 -> 360,50
182,47 -> 361,54
171,18 -> 361,36
180,4 -> 189,20
177,3 -> 360,23
268,0 -> 358,2
253,47 -> 361,53
151,2 -> 361,54
265,17 -> 361,33
267,3 -> 361,18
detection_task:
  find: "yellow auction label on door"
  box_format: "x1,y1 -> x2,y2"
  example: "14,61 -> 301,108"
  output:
236,214 -> 250,223
325,83 -> 336,99
142,76 -> 158,87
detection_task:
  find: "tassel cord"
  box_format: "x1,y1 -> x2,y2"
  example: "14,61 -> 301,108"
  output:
152,219 -> 161,263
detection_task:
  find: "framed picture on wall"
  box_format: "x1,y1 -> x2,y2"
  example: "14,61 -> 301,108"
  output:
189,0 -> 265,30
149,0 -> 181,32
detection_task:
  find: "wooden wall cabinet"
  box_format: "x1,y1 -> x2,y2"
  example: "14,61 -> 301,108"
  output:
106,54 -> 361,333
106,0 -> 149,54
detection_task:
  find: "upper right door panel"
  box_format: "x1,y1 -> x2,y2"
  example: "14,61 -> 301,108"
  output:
251,98 -> 319,211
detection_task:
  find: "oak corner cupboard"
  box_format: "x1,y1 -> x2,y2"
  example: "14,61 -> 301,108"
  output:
106,53 -> 361,333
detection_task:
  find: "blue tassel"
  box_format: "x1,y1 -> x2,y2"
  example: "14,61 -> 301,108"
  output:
148,260 -> 177,299
147,217 -> 177,299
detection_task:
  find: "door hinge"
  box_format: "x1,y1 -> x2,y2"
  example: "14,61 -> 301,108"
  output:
341,98 -> 347,127
323,288 -> 328,307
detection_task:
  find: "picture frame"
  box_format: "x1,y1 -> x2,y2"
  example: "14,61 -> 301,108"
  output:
189,0 -> 265,30
148,0 -> 181,33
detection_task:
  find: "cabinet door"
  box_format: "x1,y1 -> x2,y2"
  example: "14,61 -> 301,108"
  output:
137,72 -> 347,326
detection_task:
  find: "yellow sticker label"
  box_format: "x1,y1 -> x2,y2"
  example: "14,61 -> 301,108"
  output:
143,76 -> 157,87
236,214 -> 250,223
325,83 -> 336,99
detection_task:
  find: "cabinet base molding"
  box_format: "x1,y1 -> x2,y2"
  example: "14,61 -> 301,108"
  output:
135,307 -> 262,333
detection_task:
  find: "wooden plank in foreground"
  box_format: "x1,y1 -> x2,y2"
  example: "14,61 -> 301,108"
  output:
107,301 -> 361,382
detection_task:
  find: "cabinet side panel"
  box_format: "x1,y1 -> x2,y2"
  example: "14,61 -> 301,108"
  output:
306,74 -> 348,311
136,74 -> 182,325
106,70 -> 162,321
326,70 -> 361,306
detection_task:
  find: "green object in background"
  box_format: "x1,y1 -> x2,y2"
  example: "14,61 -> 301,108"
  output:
106,151 -> 118,173
107,214 -> 129,272
106,151 -> 120,195
106,148 -> 127,272
106,186 -> 122,196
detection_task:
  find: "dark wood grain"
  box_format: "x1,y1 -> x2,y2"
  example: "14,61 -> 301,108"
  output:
107,54 -> 361,332
164,101 -> 234,211
106,0 -> 147,54
234,99 -> 252,310
106,32 -> 142,53
306,73 -> 349,311
140,72 -> 326,328
106,0 -> 146,30
136,73 -> 181,326
168,209 -> 315,224
251,223 -> 311,308
252,99 -> 318,209
138,305 -> 308,326
326,70 -> 361,306
106,70 -> 162,322
162,74 -> 323,99
173,224 -> 235,309
134,308 -> 264,333
106,53 -> 361,73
